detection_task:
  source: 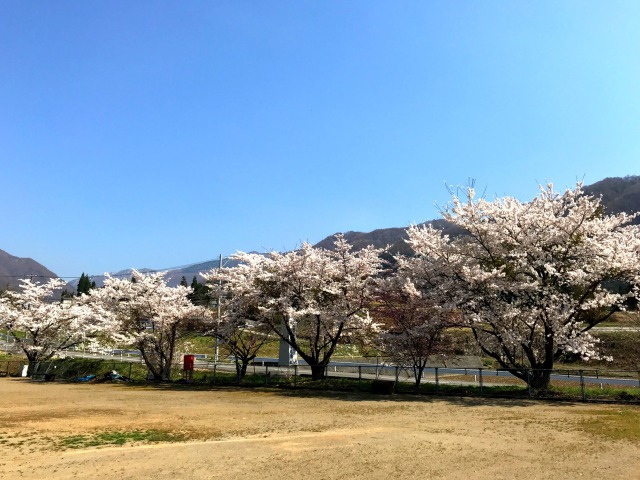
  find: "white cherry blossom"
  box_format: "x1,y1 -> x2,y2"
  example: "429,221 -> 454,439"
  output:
406,183 -> 640,389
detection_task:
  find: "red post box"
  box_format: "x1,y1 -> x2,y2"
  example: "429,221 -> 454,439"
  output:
183,354 -> 195,371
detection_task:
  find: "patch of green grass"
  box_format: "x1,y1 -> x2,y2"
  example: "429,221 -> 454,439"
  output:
579,408 -> 640,443
58,430 -> 188,449
0,352 -> 27,362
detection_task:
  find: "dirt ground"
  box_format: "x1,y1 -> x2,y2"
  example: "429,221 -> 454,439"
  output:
0,379 -> 639,480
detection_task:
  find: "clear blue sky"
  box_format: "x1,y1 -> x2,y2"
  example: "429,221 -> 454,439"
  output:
1,1 -> 639,278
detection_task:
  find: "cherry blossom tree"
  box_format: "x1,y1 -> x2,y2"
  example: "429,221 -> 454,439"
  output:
213,317 -> 273,381
373,268 -> 457,389
89,270 -> 212,381
201,253 -> 276,380
0,278 -> 97,362
203,236 -> 383,380
407,183 -> 640,390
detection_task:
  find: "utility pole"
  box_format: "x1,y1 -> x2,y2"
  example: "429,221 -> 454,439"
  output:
214,254 -> 222,364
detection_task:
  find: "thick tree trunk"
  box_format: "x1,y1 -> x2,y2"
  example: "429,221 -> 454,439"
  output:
528,369 -> 552,391
139,345 -> 167,381
148,364 -> 164,381
234,359 -> 249,381
24,349 -> 38,363
160,362 -> 172,382
476,332 -> 555,391
413,365 -> 426,389
310,364 -> 327,380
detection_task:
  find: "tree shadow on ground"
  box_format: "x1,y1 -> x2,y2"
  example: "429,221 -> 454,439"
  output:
269,387 -> 576,408
104,378 -> 577,408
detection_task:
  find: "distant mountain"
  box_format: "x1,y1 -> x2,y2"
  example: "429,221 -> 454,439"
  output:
583,175 -> 640,224
314,219 -> 466,256
314,175 -> 640,253
65,257 -> 248,291
162,259 -> 232,286
0,249 -> 58,290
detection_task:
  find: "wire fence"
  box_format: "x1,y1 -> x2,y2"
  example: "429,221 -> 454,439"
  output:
2,358 -> 639,404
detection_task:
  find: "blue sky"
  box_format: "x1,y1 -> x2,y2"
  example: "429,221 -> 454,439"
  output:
1,1 -> 639,278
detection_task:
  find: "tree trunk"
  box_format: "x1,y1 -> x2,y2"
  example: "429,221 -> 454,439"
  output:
25,349 -> 38,363
310,364 -> 326,380
233,358 -> 250,381
139,346 -> 164,381
528,369 -> 552,391
477,337 -> 554,391
413,365 -> 425,390
234,359 -> 243,381
160,362 -> 172,382
149,366 -> 164,381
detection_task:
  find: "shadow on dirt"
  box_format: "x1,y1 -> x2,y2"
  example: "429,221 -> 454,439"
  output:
80,378 -> 575,408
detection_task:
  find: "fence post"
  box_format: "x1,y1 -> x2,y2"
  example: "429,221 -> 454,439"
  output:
580,370 -> 586,402
128,363 -> 132,379
358,366 -> 362,384
527,369 -> 532,398
435,367 -> 439,394
265,365 -> 269,386
294,364 -> 298,387
213,364 -> 217,385
479,368 -> 484,396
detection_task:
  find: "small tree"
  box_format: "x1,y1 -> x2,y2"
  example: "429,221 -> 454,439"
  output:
373,267 -> 456,389
77,273 -> 94,296
215,317 -> 272,381
189,276 -> 212,306
0,278 -> 96,362
90,270 -> 212,381
203,236 -> 382,379
407,183 -> 640,390
203,263 -> 272,380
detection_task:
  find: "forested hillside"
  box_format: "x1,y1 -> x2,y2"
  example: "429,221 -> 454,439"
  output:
584,175 -> 640,224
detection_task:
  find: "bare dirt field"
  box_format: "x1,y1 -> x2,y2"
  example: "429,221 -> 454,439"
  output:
1,379 -> 639,480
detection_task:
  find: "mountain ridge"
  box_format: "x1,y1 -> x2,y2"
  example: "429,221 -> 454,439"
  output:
3,175 -> 639,290
0,249 -> 58,290
314,176 -> 640,252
